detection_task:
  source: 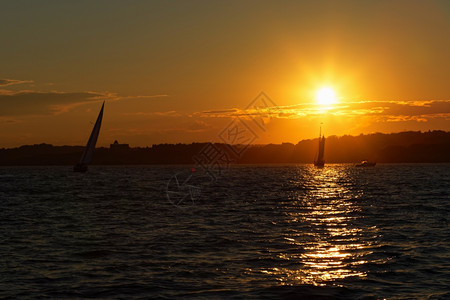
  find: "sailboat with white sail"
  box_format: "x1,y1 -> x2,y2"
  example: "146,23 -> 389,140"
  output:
74,101 -> 104,172
314,126 -> 325,167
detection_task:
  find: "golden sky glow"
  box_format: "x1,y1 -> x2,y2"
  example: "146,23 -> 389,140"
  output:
0,1 -> 449,147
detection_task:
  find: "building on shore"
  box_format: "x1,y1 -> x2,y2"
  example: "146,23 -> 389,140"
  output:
110,140 -> 130,151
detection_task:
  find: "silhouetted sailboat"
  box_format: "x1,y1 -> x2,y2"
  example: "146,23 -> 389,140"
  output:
314,127 -> 325,167
74,102 -> 104,172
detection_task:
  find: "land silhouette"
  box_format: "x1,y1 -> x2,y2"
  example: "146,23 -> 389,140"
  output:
0,131 -> 449,166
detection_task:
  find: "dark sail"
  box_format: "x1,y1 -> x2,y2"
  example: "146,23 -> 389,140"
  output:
74,102 -> 104,172
314,127 -> 325,167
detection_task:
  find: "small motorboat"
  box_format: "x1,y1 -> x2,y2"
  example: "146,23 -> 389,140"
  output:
355,160 -> 376,167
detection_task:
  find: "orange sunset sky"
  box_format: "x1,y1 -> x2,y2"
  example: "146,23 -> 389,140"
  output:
1,0 -> 449,148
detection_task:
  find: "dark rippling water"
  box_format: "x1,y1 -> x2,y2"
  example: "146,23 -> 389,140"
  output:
0,164 -> 449,299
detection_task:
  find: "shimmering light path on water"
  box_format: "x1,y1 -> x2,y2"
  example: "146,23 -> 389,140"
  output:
259,167 -> 375,286
0,164 -> 449,299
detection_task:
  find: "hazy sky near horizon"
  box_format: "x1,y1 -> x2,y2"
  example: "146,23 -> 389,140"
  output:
1,0 -> 449,147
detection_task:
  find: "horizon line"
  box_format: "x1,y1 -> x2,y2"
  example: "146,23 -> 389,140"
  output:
3,129 -> 449,149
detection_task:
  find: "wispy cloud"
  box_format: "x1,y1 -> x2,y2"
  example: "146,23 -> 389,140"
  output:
0,90 -> 109,116
0,76 -> 169,117
196,100 -> 450,123
113,94 -> 169,101
0,116 -> 22,124
186,120 -> 212,132
0,87 -> 168,116
121,110 -> 181,117
0,79 -> 33,87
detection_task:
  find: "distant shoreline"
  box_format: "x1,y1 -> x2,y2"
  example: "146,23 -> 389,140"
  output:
1,162 -> 449,168
1,131 -> 449,166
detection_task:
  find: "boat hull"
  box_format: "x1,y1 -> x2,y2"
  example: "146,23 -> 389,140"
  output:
355,162 -> 376,167
314,160 -> 325,167
73,163 -> 88,172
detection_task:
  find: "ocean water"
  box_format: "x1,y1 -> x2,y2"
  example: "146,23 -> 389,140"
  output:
0,164 -> 449,299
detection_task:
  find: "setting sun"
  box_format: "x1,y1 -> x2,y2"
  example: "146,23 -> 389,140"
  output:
316,87 -> 337,106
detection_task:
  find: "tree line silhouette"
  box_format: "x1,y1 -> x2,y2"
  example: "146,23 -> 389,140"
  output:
0,130 -> 449,166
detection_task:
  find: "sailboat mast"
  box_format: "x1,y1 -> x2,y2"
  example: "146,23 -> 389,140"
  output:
317,124 -> 324,162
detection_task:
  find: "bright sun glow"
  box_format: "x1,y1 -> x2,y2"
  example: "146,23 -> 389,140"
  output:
316,87 -> 337,106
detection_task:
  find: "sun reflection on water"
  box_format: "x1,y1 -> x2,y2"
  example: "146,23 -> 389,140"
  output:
261,165 -> 377,286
